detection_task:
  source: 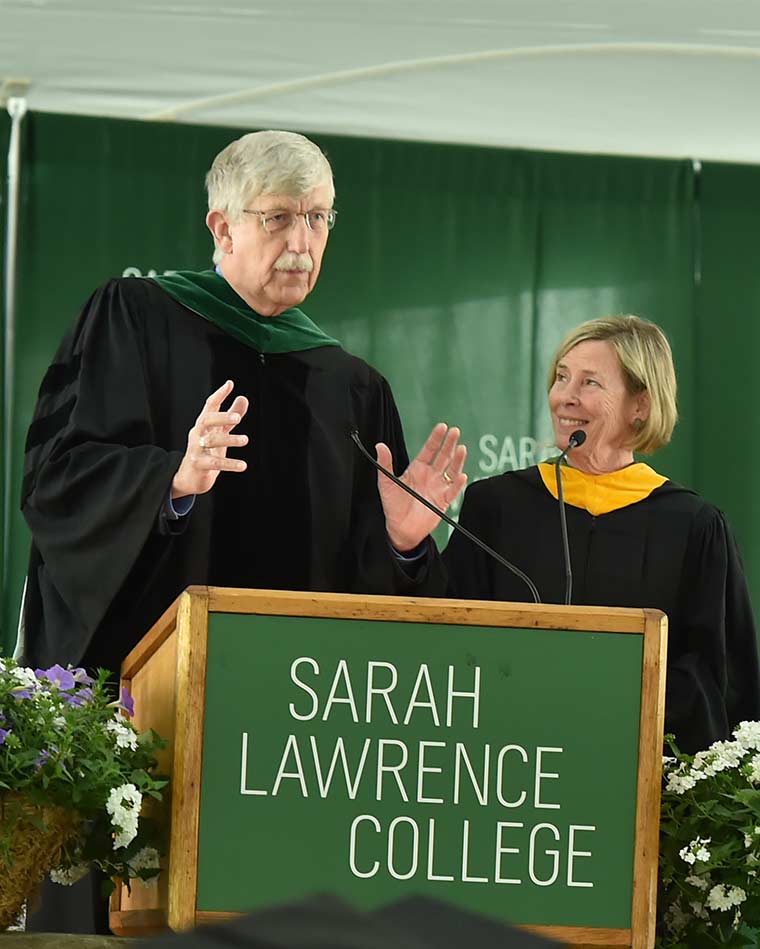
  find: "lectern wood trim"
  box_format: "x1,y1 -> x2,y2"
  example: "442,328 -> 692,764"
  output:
109,908 -> 167,936
167,589 -> 209,931
206,587 -> 649,633
630,610 -> 668,948
195,911 -> 632,947
122,592 -> 185,677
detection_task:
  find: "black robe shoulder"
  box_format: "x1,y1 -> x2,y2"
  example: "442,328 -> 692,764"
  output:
21,277 -> 417,673
418,465 -> 760,754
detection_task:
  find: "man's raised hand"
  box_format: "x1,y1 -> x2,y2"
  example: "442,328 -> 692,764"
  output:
377,422 -> 467,552
171,380 -> 249,499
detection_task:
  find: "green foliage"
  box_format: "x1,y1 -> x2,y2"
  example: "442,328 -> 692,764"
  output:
657,725 -> 760,947
0,657 -> 166,888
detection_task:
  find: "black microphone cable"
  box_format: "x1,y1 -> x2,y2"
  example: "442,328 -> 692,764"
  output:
350,430 -> 541,604
555,429 -> 587,605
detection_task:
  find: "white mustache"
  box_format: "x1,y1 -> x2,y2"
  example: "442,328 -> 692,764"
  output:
274,252 -> 313,272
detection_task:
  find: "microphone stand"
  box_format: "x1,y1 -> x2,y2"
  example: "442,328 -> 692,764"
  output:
350,430 -> 541,604
554,430 -> 586,605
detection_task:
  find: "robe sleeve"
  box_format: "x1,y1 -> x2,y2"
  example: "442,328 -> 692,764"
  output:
393,479 -> 498,600
21,280 -> 185,652
667,504 -> 760,753
439,481 -> 502,599
386,484 -> 498,600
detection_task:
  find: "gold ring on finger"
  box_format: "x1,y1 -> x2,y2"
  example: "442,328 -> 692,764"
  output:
442,471 -> 453,484
199,435 -> 209,450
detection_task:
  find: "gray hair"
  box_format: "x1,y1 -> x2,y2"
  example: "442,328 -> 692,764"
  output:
206,130 -> 335,263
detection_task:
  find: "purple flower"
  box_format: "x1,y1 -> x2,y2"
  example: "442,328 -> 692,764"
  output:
120,687 -> 135,718
70,667 -> 94,686
0,728 -> 10,745
35,664 -> 76,691
34,749 -> 50,769
63,687 -> 93,707
10,687 -> 33,700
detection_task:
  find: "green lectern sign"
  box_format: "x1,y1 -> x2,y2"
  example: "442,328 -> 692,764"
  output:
112,588 -> 665,946
197,611 -> 643,929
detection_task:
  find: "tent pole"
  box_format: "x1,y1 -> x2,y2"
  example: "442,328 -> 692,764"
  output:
3,92 -> 28,629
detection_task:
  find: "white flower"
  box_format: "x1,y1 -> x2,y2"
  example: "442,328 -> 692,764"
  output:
50,863 -> 90,886
106,717 -> 138,751
664,901 -> 691,935
707,885 -> 733,911
729,886 -> 747,906
129,846 -> 160,873
112,815 -> 139,849
706,884 -> 747,912
680,837 -> 711,865
12,667 -> 37,689
106,783 -> 142,850
686,873 -> 710,891
749,753 -> 760,784
129,846 -> 161,886
52,715 -> 66,729
689,900 -> 709,920
734,721 -> 760,751
693,740 -> 745,777
667,771 -> 697,794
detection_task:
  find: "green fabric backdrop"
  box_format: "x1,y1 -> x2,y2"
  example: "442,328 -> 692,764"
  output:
1,112 -> 10,647
695,163 -> 760,604
0,112 -> 754,659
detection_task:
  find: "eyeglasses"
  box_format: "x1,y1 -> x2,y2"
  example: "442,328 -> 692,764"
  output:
242,208 -> 338,234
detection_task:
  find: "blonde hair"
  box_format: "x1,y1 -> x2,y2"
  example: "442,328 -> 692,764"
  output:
206,130 -> 335,264
547,315 -> 678,454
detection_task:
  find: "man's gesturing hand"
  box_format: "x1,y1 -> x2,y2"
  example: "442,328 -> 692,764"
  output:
377,422 -> 467,552
171,380 -> 249,499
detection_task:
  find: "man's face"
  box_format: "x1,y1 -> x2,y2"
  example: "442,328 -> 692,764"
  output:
210,183 -> 333,317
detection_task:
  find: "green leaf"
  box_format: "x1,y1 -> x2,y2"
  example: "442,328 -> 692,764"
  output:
736,790 -> 760,816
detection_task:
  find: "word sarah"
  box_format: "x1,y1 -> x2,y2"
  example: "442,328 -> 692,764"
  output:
478,434 -> 554,473
122,266 -> 178,278
288,657 -> 481,728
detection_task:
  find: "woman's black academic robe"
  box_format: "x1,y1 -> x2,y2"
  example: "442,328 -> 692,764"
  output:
420,466 -> 760,755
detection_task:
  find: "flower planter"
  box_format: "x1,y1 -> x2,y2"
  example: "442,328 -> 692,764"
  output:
0,793 -> 80,931
0,659 -> 165,932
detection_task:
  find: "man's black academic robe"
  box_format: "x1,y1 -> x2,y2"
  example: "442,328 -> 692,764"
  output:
21,277 -> 413,675
419,466 -> 760,755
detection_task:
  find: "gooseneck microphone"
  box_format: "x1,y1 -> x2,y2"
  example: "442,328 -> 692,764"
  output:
555,429 -> 587,605
350,430 -> 541,604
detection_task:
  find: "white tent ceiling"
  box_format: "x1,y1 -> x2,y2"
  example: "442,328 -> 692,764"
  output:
3,0 -> 760,164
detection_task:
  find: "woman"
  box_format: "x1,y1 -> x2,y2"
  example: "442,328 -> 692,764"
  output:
378,315 -> 760,754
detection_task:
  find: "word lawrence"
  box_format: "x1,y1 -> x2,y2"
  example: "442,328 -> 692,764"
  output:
238,657 -> 596,889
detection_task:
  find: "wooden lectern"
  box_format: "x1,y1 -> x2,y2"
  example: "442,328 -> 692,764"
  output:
109,587 -> 666,948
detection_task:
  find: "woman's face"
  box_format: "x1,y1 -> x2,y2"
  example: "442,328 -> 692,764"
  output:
549,339 -> 645,457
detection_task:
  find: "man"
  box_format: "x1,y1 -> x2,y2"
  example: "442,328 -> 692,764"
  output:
20,129 -> 466,677
19,130 -> 466,935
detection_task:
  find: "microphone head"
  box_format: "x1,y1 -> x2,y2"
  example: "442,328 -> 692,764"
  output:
569,429 -> 587,448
